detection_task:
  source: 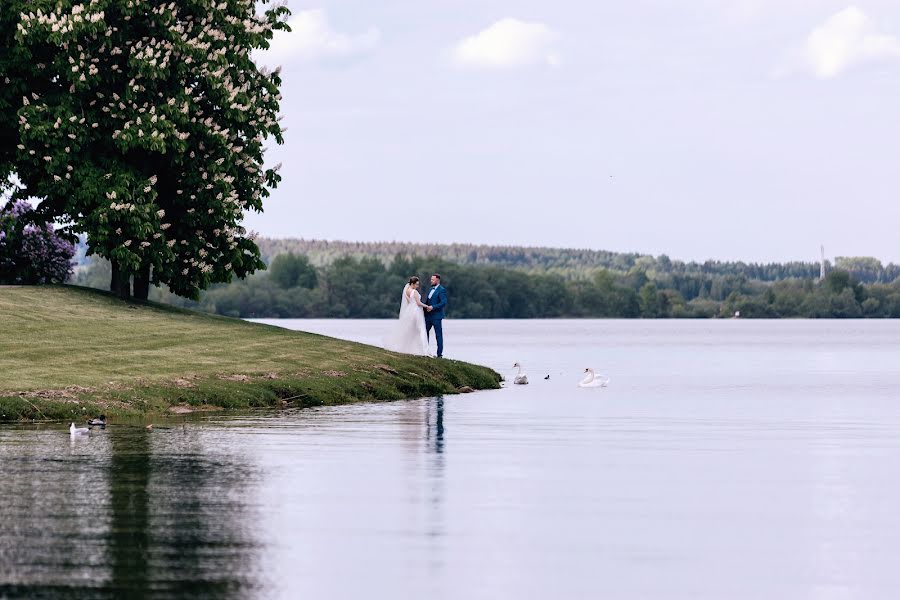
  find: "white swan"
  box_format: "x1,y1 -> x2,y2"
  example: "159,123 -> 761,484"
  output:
69,422 -> 90,436
578,368 -> 609,388
512,362 -> 529,385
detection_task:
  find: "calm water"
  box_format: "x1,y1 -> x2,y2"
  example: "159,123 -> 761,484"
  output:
3,320 -> 900,599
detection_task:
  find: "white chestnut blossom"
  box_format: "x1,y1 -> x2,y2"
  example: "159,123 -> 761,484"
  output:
9,0 -> 289,299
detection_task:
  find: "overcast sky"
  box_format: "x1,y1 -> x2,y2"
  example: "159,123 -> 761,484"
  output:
250,1 -> 900,264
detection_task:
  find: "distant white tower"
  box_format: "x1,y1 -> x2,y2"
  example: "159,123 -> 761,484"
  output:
820,245 -> 826,280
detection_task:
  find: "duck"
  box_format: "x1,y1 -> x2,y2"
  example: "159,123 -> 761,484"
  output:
511,363 -> 529,385
578,368 -> 610,388
86,415 -> 106,428
69,422 -> 90,436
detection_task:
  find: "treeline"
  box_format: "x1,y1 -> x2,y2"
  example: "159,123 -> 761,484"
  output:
70,252 -> 900,318
256,239 -> 900,284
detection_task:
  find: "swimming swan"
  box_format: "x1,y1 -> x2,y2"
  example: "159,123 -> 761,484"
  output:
512,363 -> 529,385
578,368 -> 609,388
70,422 -> 90,436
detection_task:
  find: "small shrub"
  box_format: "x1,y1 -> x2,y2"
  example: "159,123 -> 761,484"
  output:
0,200 -> 75,284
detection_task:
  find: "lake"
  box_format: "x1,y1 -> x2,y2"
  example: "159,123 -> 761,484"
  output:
3,319 -> 900,599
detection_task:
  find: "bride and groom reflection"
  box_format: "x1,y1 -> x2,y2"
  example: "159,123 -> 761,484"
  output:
409,396 -> 447,546
427,396 -> 445,456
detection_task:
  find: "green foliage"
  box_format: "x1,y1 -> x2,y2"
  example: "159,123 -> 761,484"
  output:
639,283 -> 661,318
254,239 -> 900,285
3,1 -> 290,298
825,270 -> 853,294
269,253 -> 317,290
834,256 -> 900,283
71,245 -> 900,319
0,7 -> 30,186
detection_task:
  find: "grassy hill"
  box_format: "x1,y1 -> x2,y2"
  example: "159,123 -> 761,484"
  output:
0,286 -> 500,422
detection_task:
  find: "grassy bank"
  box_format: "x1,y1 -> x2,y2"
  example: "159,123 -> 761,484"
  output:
0,286 -> 501,422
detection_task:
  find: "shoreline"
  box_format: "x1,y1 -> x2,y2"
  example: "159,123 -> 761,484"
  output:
2,365 -> 497,423
0,286 -> 501,423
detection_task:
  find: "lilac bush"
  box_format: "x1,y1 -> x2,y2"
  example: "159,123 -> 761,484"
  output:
0,200 -> 75,284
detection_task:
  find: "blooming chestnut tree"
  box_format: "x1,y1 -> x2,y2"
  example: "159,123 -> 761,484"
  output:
1,8 -> 35,188
6,0 -> 290,299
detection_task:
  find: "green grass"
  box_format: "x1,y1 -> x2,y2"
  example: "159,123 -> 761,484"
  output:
0,285 -> 501,422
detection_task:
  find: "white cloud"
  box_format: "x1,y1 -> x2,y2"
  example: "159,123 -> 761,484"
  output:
451,18 -> 561,69
802,6 -> 900,78
257,9 -> 380,67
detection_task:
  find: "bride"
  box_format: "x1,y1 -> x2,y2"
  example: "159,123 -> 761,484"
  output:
384,276 -> 429,356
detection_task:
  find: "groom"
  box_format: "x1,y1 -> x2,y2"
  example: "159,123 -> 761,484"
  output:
424,273 -> 447,358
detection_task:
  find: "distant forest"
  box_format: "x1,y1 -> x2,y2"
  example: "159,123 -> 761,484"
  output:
70,239 -> 900,319
255,239 -> 900,284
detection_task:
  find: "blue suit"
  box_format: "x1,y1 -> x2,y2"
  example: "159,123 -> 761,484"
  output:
424,284 -> 447,357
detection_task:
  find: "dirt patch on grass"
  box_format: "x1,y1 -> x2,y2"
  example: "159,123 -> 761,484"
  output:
172,378 -> 196,388
373,364 -> 399,375
260,372 -> 279,380
19,385 -> 97,400
95,398 -> 133,411
321,370 -> 347,377
218,374 -> 251,382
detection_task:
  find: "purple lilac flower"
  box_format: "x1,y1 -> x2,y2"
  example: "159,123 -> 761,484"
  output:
0,201 -> 75,284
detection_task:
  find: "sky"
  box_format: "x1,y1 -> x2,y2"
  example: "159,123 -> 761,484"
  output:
250,1 -> 900,264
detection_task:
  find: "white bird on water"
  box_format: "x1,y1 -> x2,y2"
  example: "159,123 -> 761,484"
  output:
578,368 -> 610,388
69,422 -> 90,437
511,362 -> 529,385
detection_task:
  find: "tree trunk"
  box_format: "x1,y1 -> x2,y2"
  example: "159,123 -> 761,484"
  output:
133,264 -> 150,301
110,260 -> 131,300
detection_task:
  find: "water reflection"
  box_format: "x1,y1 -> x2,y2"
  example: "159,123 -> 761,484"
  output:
7,319 -> 900,599
0,428 -> 109,598
425,397 -> 447,580
143,429 -> 260,598
426,396 -> 445,455
0,426 -> 261,599
107,431 -> 151,598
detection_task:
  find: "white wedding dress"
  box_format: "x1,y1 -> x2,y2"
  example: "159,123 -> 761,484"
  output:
384,284 -> 429,356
